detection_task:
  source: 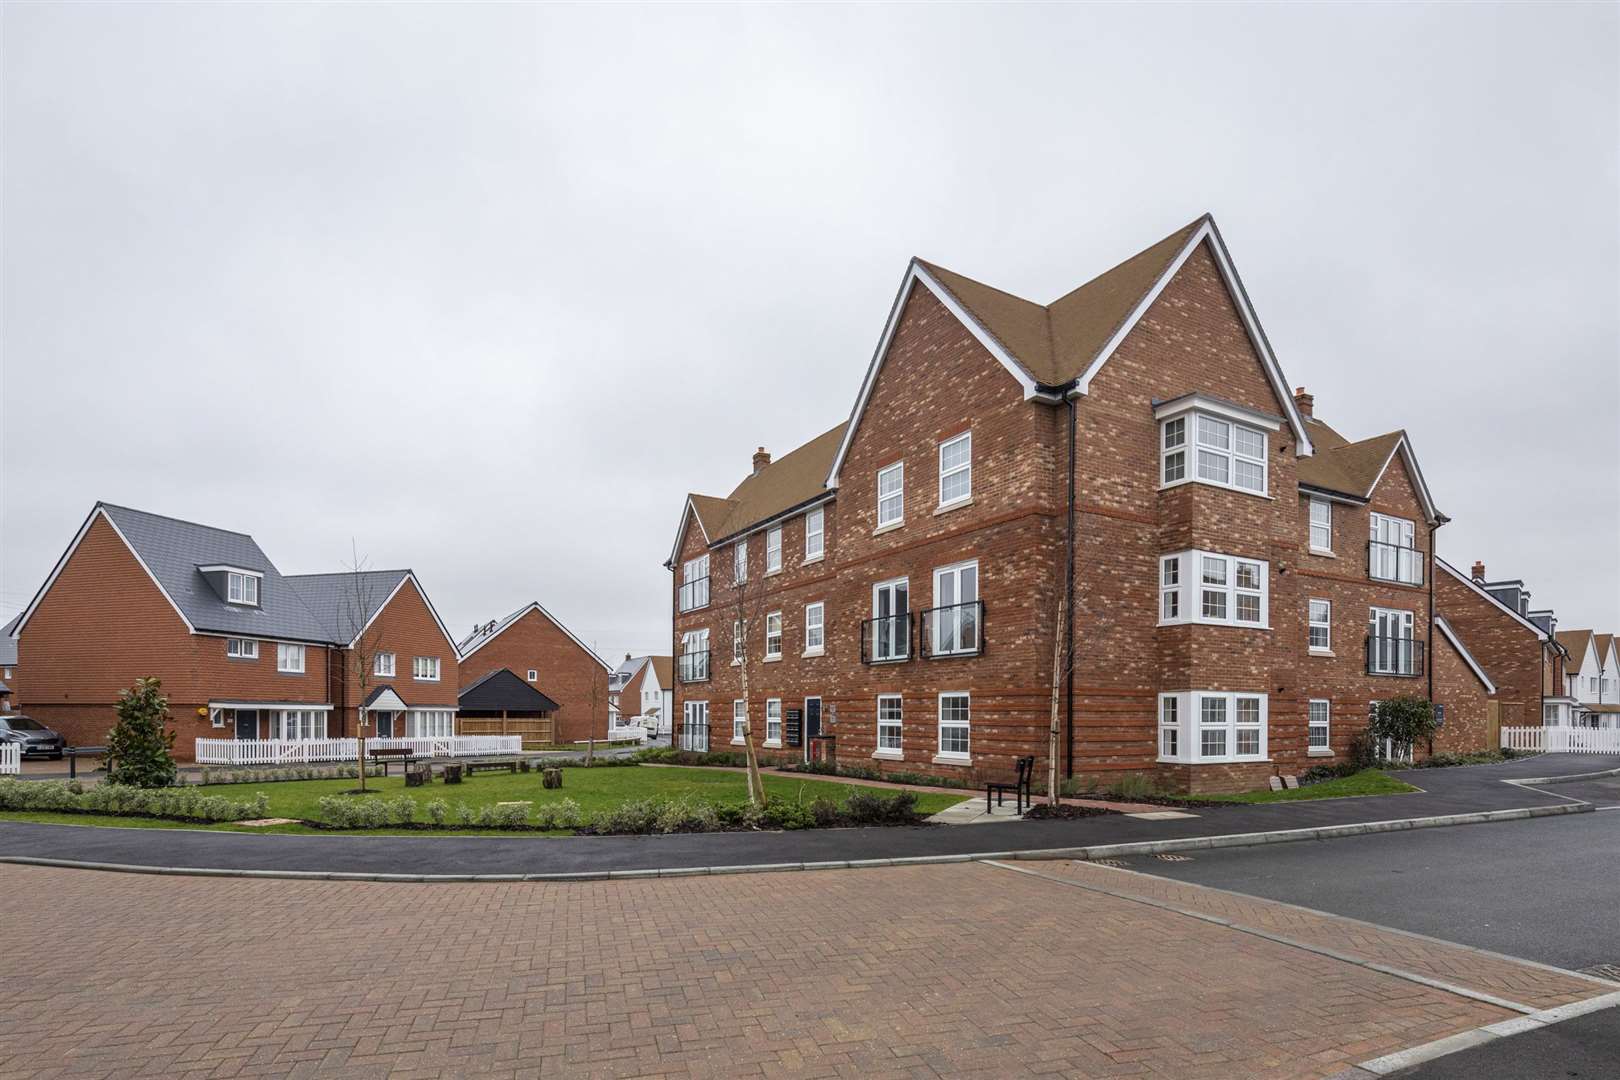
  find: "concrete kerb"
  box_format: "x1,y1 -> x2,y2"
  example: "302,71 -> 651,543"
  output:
1326,989 -> 1620,1078
1504,763 -> 1620,788
0,799 -> 1590,883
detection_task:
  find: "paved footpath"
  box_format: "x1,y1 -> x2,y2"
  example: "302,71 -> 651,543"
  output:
2,858 -> 1613,1079
0,756 -> 1608,878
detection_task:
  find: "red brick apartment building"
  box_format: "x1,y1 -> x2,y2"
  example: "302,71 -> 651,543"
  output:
669,215 -> 1497,793
11,503 -> 461,759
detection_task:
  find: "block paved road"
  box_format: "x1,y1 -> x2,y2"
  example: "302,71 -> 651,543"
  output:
3,858 -> 1609,1080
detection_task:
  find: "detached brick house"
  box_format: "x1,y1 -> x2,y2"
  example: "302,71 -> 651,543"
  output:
456,602 -> 612,744
12,503 -> 460,759
1433,557 -> 1572,731
670,215 -> 1494,793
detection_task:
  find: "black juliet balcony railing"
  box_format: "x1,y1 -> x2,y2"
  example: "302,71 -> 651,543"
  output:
1367,541 -> 1424,586
1366,635 -> 1425,677
678,575 -> 710,612
860,613 -> 913,664
921,601 -> 986,659
678,649 -> 711,684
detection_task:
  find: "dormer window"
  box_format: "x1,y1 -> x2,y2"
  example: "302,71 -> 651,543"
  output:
227,571 -> 259,605
1156,396 -> 1277,498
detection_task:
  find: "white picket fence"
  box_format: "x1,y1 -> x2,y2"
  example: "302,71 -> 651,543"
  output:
1501,726 -> 1620,754
194,735 -> 522,765
606,723 -> 650,744
0,742 -> 18,775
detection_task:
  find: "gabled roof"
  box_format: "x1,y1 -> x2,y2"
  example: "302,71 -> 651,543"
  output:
825,214 -> 1314,487
0,615 -> 18,668
649,655 -> 672,687
669,424 -> 845,561
455,601 -> 611,672
1297,427 -> 1444,524
361,684 -> 409,712
284,570 -> 410,642
1434,557 -> 1547,641
1597,633 -> 1615,665
14,503 -> 337,643
1557,629 -> 1594,670
458,667 -> 561,713
1433,616 -> 1497,695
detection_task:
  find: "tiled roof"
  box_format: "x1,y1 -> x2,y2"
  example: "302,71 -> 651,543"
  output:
0,615 -> 18,668
1557,630 -> 1592,669
283,570 -> 411,644
708,424 -> 845,542
99,503 -> 336,643
1297,430 -> 1404,500
649,655 -> 672,687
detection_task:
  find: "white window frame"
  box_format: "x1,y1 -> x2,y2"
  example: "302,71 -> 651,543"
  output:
1308,599 -> 1332,653
733,539 -> 747,583
405,708 -> 454,738
1369,513 -> 1420,585
732,620 -> 744,665
877,461 -> 904,528
936,692 -> 970,763
226,570 -> 261,606
765,526 -> 783,574
680,554 -> 710,611
931,559 -> 980,656
1156,691 -> 1269,764
764,698 -> 782,746
871,577 -> 910,662
1157,550 -> 1269,629
374,651 -> 395,677
1308,498 -> 1333,553
681,629 -> 710,682
226,637 -> 258,660
681,700 -> 709,752
938,431 -> 972,508
526,669 -> 538,682
732,700 -> 747,744
1156,400 -> 1275,497
764,611 -> 783,660
803,508 -> 824,562
413,655 -> 441,682
1368,607 -> 1416,676
1308,699 -> 1331,755
272,708 -> 328,741
876,694 -> 903,758
803,602 -> 825,656
276,643 -> 305,674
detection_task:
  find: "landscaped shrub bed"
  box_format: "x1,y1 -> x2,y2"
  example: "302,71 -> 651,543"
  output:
1412,748 -> 1534,769
1022,803 -> 1122,820
198,764 -> 382,785
0,778 -> 270,823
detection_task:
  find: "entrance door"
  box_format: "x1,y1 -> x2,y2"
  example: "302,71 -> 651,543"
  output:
872,579 -> 909,661
682,701 -> 709,751
803,697 -> 822,761
234,709 -> 258,740
373,711 -> 395,738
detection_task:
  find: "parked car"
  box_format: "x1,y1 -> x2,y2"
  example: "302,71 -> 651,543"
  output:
0,715 -> 66,759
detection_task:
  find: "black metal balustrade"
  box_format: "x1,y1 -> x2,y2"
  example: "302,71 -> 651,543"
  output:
1367,541 -> 1424,586
678,575 -> 710,612
1366,635 -> 1425,677
921,601 -> 986,659
678,649 -> 711,683
860,612 -> 913,664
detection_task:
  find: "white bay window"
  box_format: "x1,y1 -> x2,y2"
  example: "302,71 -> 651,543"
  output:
1158,550 -> 1269,628
1156,396 -> 1276,497
1157,691 -> 1268,764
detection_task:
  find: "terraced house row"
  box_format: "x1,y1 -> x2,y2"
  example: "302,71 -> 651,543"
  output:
668,214 -> 1540,793
6,502 -> 613,758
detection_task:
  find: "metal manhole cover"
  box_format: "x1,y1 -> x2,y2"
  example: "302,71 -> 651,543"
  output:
1154,853 -> 1193,862
1091,858 -> 1129,868
1579,963 -> 1620,981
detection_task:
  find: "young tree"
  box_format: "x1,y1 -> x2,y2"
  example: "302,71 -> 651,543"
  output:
1046,595 -> 1072,806
727,549 -> 771,806
105,676 -> 177,788
338,544 -> 389,793
1368,696 -> 1437,763
584,669 -> 602,767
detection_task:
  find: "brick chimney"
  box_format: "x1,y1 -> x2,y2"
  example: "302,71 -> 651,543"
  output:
1293,386 -> 1314,417
752,447 -> 771,474
1471,561 -> 1486,582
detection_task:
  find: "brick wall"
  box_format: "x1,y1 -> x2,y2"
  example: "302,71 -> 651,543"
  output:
457,607 -> 608,743
1434,568 -> 1549,729
333,577 -> 459,736
1430,629 -> 1493,754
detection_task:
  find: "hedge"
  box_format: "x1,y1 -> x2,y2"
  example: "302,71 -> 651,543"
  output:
0,779 -> 270,822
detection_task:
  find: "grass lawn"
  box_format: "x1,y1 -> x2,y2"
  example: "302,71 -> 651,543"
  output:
0,765 -> 967,834
1183,769 -> 1419,804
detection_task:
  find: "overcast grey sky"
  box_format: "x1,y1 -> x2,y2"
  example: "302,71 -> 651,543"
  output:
3,3 -> 1617,659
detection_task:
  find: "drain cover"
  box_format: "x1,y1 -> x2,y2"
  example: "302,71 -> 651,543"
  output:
1091,858 -> 1129,867
1579,963 -> 1620,981
1154,853 -> 1193,862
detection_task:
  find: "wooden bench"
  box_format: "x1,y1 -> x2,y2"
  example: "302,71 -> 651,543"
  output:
368,747 -> 417,778
986,755 -> 1035,815
462,759 -> 520,776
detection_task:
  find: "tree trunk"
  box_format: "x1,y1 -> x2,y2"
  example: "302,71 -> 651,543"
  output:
358,709 -> 368,792
1048,598 -> 1066,806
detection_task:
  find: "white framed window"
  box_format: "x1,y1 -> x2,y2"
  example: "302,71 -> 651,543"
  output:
733,539 -> 747,583
276,643 -> 305,673
1157,691 -> 1268,763
405,708 -> 454,738
877,695 -> 903,755
931,560 -> 980,656
1369,513 -> 1421,585
1309,599 -> 1332,652
937,693 -> 970,761
1158,550 -> 1269,628
680,629 -> 710,682
526,669 -> 537,682
374,651 -> 395,677
803,602 -> 825,655
764,698 -> 782,745
1162,417 -> 1187,484
732,620 -> 745,665
877,462 -> 904,527
226,571 -> 260,606
1159,403 -> 1271,496
764,611 -> 782,659
804,508 -> 824,561
212,708 -> 228,729
938,431 -> 971,507
871,578 -> 910,661
680,554 -> 710,611
681,700 -> 709,752
1308,700 -> 1331,753
766,526 -> 783,573
1368,607 -> 1417,676
732,700 -> 747,744
1308,498 -> 1333,552
272,708 -> 327,741
413,655 -> 440,681
226,637 -> 258,660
